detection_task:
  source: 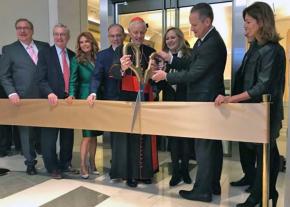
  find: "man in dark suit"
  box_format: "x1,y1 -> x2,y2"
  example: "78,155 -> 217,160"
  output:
87,23 -> 125,180
152,3 -> 226,202
0,18 -> 49,175
0,54 -> 8,158
37,23 -> 75,179
87,23 -> 125,102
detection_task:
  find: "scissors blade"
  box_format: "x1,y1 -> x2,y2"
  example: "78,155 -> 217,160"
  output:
131,90 -> 141,132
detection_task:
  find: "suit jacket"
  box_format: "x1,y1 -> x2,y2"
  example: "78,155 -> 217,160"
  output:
37,45 -> 75,99
167,28 -> 227,102
69,56 -> 94,99
158,50 -> 191,102
0,40 -> 49,98
234,41 -> 286,139
0,54 -> 7,98
90,46 -> 120,100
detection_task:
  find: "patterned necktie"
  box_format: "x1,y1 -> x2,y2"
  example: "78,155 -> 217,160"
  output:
61,49 -> 70,93
197,39 -> 202,48
27,44 -> 38,64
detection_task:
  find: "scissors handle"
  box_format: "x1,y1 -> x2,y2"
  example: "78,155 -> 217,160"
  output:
123,43 -> 142,83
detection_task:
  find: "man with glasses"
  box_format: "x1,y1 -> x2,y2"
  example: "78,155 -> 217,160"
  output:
37,23 -> 75,179
87,23 -> 125,102
0,18 -> 49,175
87,24 -> 125,180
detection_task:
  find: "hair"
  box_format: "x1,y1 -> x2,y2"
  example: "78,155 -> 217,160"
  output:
15,18 -> 34,31
243,1 -> 281,43
128,18 -> 147,31
108,23 -> 125,34
190,3 -> 214,23
53,23 -> 70,37
162,27 -> 191,57
75,32 -> 99,63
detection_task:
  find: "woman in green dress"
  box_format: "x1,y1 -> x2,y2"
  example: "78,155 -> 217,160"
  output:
67,32 -> 101,179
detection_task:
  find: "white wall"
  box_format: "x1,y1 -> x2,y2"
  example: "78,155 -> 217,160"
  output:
0,0 -> 88,53
58,0 -> 88,50
0,0 -> 50,52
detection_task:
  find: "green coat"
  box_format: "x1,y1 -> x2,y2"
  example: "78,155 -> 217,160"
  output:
69,57 -> 94,99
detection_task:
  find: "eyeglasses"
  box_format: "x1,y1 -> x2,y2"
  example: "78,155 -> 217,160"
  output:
16,27 -> 31,31
53,33 -> 67,37
108,34 -> 123,38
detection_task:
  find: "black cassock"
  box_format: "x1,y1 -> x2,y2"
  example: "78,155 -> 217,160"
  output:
110,44 -> 159,180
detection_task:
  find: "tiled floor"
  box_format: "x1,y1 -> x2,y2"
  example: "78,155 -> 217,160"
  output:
0,136 -> 288,207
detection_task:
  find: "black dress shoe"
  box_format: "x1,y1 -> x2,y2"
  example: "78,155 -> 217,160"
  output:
182,173 -> 192,184
0,151 -> 8,157
230,176 -> 252,187
0,168 -> 10,176
245,185 -> 252,193
50,170 -> 62,179
212,184 -> 221,195
169,175 -> 182,186
126,179 -> 138,187
26,165 -> 37,175
141,179 -> 152,184
179,189 -> 212,202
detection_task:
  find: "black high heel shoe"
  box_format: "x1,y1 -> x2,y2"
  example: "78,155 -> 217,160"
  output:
236,190 -> 278,207
269,190 -> 278,207
236,196 -> 259,207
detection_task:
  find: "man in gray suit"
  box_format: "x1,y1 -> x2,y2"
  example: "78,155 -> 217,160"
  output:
152,3 -> 226,202
0,18 -> 49,175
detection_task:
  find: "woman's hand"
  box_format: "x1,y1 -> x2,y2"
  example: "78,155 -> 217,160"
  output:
214,95 -> 232,106
65,96 -> 74,105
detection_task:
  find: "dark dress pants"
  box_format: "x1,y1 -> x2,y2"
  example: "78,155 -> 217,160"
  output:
194,138 -> 223,194
0,125 -> 9,155
212,140 -> 223,188
30,127 -> 41,154
250,141 -> 280,200
18,126 -> 37,166
238,142 -> 257,183
41,127 -> 74,172
170,137 -> 192,176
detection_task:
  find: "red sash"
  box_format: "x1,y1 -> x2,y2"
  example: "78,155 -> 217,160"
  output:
121,75 -> 151,93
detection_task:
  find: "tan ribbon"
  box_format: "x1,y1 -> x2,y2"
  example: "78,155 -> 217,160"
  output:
0,99 -> 269,143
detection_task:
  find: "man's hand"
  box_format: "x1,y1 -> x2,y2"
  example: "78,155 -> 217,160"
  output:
87,93 -> 96,106
120,55 -> 132,71
47,93 -> 58,106
9,93 -> 20,105
152,70 -> 167,83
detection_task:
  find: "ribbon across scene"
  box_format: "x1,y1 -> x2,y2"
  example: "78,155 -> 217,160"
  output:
0,99 -> 269,143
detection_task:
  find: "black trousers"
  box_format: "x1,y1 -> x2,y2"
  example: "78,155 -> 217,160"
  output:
0,125 -> 21,154
170,137 -> 193,176
0,125 -> 9,154
41,127 -> 74,173
250,141 -> 280,199
238,142 -> 257,183
193,139 -> 223,194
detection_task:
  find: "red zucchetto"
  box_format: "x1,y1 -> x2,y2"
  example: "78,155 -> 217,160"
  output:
130,16 -> 145,23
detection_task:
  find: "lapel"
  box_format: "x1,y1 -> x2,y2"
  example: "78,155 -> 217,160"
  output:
66,49 -> 74,61
52,45 -> 64,79
16,41 -> 36,66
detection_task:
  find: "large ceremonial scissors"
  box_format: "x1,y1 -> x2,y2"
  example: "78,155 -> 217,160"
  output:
122,43 -> 164,131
